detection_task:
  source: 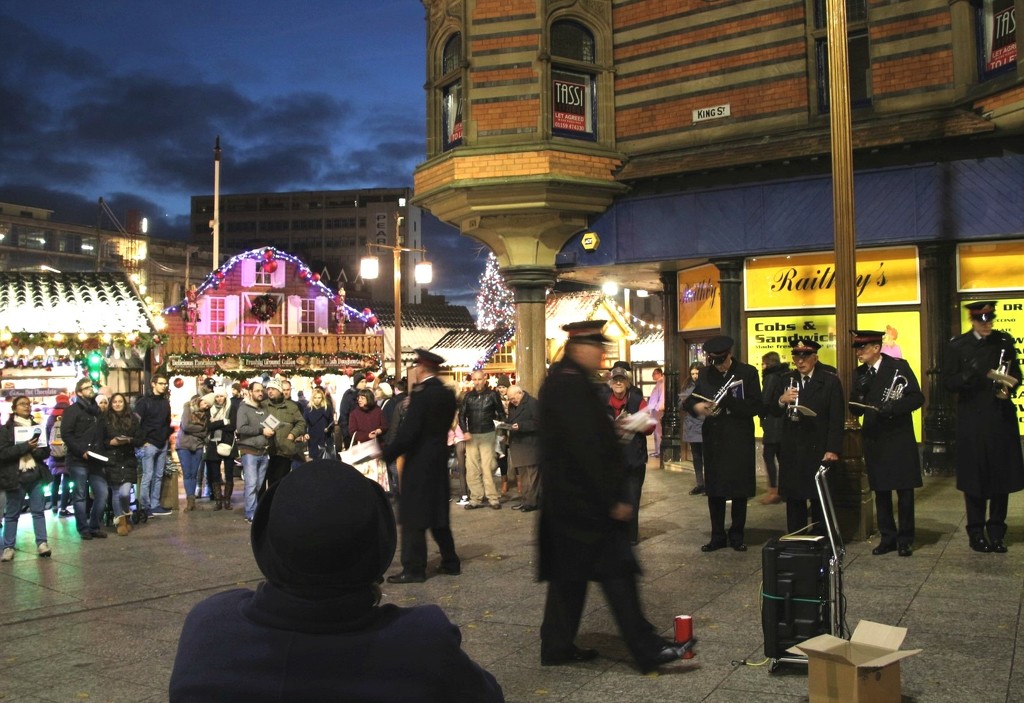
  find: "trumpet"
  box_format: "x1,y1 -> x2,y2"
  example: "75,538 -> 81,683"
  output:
882,370 -> 908,403
786,376 -> 801,422
691,374 -> 743,416
986,349 -> 1018,400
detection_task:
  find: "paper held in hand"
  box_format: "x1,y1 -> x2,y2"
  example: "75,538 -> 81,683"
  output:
340,438 -> 382,466
261,415 -> 281,431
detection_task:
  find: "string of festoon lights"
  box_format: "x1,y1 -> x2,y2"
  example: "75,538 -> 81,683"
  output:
605,297 -> 664,331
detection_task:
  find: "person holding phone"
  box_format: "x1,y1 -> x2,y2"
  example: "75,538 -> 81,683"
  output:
1,395 -> 52,561
103,393 -> 144,536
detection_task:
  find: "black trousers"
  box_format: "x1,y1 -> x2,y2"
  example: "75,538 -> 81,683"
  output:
260,454 -> 292,499
628,464 -> 647,544
964,492 -> 1010,541
707,496 -> 747,544
786,497 -> 826,535
399,525 -> 460,576
762,442 -> 780,488
875,488 -> 915,546
540,575 -> 665,670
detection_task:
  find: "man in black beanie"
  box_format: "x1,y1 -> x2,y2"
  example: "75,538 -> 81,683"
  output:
169,461 -> 502,702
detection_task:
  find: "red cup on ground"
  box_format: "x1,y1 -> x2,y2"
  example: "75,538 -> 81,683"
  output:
674,614 -> 696,659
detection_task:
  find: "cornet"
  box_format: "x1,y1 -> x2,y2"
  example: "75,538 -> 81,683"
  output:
986,349 -> 1018,400
882,371 -> 908,403
785,376 -> 818,420
691,374 -> 743,416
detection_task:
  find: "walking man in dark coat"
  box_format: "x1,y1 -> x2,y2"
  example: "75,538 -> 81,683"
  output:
537,320 -> 685,674
941,301 -> 1024,553
382,349 -> 461,583
768,338 -> 845,535
682,335 -> 762,552
506,385 -> 540,512
848,330 -> 924,556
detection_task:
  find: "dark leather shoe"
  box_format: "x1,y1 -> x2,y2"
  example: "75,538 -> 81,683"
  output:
511,503 -> 523,510
872,543 -> 896,555
464,503 -> 484,510
689,486 -> 705,496
90,529 -> 107,539
969,537 -> 992,553
700,541 -> 727,552
490,502 -> 502,510
730,542 -> 747,552
990,539 -> 1008,553
897,544 -> 913,557
386,572 -> 426,584
519,505 -> 538,512
640,644 -> 686,673
541,646 -> 599,666
79,531 -> 93,541
436,565 -> 461,575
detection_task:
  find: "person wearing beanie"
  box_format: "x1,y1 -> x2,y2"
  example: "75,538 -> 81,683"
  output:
169,462 -> 503,702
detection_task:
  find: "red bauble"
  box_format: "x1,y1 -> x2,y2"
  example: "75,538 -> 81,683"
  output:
214,271 -> 225,279
263,260 -> 278,274
173,378 -> 184,389
365,372 -> 375,382
263,249 -> 275,261
240,379 -> 249,389
311,273 -> 320,283
313,376 -> 322,385
367,316 -> 378,326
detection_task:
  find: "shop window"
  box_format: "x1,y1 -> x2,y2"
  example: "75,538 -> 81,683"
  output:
811,0 -> 872,113
300,298 -> 317,334
254,268 -> 272,286
440,33 -> 464,151
550,20 -> 597,139
976,0 -> 1017,80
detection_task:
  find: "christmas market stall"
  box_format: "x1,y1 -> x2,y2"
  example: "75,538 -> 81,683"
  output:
0,271 -> 159,417
158,247 -> 384,410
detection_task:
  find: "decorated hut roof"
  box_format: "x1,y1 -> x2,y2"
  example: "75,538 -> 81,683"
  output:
0,272 -> 156,335
629,327 -> 665,364
545,291 -> 636,342
370,302 -> 475,364
429,328 -> 512,370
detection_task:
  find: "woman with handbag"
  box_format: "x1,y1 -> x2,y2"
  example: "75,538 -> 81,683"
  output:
303,388 -> 335,460
0,395 -> 52,561
204,389 -> 234,510
102,393 -> 143,536
348,389 -> 387,444
177,395 -> 210,512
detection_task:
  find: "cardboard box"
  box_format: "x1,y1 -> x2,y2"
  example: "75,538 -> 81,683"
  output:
788,620 -> 921,703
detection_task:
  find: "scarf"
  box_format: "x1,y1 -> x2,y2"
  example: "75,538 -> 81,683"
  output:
14,416 -> 37,472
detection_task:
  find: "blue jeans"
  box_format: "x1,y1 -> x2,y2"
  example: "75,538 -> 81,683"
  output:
68,459 -> 109,534
3,479 -> 48,549
138,442 -> 167,513
111,481 -> 133,519
241,453 -> 269,520
177,448 -> 204,498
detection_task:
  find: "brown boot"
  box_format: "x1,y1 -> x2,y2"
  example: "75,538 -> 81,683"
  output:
760,488 -> 782,505
115,515 -> 130,536
212,483 -> 223,511
186,495 -> 196,512
221,481 -> 233,511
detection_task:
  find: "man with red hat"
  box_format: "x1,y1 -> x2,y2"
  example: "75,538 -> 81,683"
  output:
768,337 -> 845,534
849,330 -> 924,557
941,300 -> 1024,553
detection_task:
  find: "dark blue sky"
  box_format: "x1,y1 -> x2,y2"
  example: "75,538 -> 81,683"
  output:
0,0 -> 486,309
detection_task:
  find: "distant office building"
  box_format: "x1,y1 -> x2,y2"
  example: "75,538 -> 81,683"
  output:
189,187 -> 427,305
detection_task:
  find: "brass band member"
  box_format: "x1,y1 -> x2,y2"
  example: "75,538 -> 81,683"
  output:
849,330 -> 924,557
940,301 -> 1024,553
682,335 -> 762,552
768,338 -> 844,535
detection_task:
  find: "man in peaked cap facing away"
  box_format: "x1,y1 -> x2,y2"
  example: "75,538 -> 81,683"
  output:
767,337 -> 845,535
536,321 -> 687,674
169,461 -> 503,702
848,330 -> 924,557
382,348 -> 462,583
941,301 -> 1024,553
682,335 -> 762,552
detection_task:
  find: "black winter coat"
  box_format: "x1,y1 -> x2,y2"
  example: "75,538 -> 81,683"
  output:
849,354 -> 923,491
767,363 -> 845,500
102,412 -> 145,485
382,376 -> 457,530
506,392 -> 540,470
683,359 -> 762,498
537,357 -> 636,582
303,405 -> 334,459
759,363 -> 789,444
0,419 -> 50,492
941,329 -> 1024,496
62,396 -> 105,470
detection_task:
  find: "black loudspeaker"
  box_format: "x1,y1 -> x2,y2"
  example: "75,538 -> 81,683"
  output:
761,537 -> 832,659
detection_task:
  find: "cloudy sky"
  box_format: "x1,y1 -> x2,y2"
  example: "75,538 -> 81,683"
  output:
0,0 -> 488,309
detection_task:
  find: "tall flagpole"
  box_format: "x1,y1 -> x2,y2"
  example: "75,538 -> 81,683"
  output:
212,136 -> 221,269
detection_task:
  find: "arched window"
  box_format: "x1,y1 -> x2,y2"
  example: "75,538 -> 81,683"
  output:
550,20 -> 597,139
441,33 -> 464,150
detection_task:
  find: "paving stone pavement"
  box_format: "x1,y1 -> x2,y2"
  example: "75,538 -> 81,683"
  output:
1,458 -> 1022,702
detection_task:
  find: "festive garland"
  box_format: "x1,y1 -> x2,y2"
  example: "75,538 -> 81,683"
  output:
157,350 -> 384,381
0,330 -> 159,358
249,294 -> 279,322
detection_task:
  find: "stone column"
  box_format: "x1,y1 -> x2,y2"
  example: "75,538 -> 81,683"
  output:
659,270 -> 682,463
503,265 -> 555,397
920,242 -> 956,475
711,258 -> 743,342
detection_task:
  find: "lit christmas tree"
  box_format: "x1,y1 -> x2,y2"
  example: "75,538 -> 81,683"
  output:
476,252 -> 516,331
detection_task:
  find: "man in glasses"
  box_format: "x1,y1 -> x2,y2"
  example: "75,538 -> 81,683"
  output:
135,375 -> 173,518
768,338 -> 844,535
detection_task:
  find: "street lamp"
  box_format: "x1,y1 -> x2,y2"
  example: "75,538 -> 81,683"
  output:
359,209 -> 432,377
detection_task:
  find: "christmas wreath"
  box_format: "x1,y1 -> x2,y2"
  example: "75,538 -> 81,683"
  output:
249,294 -> 278,322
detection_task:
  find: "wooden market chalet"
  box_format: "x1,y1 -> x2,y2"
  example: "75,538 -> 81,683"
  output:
159,247 -> 383,379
